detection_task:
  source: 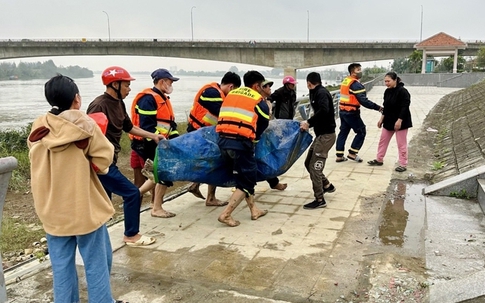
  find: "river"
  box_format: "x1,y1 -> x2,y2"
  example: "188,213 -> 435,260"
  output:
0,74 -> 336,130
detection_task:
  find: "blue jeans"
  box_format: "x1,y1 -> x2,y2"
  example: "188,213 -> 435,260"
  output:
336,111 -> 366,157
98,164 -> 141,237
47,225 -> 114,303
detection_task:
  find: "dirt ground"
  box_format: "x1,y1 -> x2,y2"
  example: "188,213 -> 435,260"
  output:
2,150 -> 189,266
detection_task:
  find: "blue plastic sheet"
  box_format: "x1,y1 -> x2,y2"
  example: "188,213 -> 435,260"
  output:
155,119 -> 313,187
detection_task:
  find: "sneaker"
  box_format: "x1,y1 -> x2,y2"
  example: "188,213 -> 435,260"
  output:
323,183 -> 336,194
303,199 -> 327,209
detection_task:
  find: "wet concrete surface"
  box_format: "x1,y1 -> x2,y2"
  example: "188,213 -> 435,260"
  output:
6,85 -> 485,302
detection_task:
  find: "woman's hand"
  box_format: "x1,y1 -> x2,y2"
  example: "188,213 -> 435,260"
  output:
394,119 -> 402,131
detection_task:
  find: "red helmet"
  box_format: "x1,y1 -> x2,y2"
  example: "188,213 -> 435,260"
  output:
101,66 -> 135,86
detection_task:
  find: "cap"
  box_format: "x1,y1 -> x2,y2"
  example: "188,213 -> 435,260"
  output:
262,80 -> 274,87
151,68 -> 179,81
282,76 -> 297,85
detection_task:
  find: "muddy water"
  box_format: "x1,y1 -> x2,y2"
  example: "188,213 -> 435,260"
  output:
378,182 -> 427,254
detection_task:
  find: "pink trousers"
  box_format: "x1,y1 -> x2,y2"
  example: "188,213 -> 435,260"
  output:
376,128 -> 408,167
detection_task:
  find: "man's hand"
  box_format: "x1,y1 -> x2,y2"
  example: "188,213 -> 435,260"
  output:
152,134 -> 166,143
378,106 -> 384,113
300,120 -> 310,131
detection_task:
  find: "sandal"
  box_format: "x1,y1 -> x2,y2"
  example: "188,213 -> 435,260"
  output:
347,154 -> 363,163
395,166 -> 407,172
367,159 -> 384,166
336,157 -> 348,163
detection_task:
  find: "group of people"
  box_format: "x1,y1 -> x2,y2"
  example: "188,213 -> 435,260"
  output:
26,62 -> 411,302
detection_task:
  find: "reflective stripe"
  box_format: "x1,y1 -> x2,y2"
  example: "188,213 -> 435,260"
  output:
200,95 -> 223,102
255,105 -> 270,120
135,105 -> 157,116
219,110 -> 253,123
201,112 -> 218,125
350,88 -> 366,94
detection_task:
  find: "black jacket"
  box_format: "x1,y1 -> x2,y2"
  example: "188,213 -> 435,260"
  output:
382,82 -> 412,131
269,85 -> 297,119
307,84 -> 336,136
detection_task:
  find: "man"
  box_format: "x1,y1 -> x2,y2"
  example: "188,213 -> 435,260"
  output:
186,71 -> 241,206
335,63 -> 382,162
260,79 -> 287,191
86,66 -> 158,246
269,75 -> 297,119
300,72 -> 337,209
216,70 -> 270,227
131,68 -> 180,218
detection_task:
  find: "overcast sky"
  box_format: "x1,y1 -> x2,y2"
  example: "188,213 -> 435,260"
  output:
1,0 -> 484,72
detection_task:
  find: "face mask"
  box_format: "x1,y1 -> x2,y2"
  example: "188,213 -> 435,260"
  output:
355,72 -> 363,79
163,81 -> 173,94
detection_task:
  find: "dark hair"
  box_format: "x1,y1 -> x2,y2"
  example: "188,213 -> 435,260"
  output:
348,63 -> 361,74
385,71 -> 402,84
221,71 -> 241,88
243,70 -> 265,87
44,74 -> 79,115
306,72 -> 322,85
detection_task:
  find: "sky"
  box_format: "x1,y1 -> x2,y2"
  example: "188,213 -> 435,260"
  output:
1,0 -> 484,72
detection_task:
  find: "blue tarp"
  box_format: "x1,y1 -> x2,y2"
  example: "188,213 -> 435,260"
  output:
155,119 -> 313,187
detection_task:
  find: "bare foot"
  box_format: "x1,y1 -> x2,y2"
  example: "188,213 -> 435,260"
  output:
251,209 -> 268,220
206,199 -> 229,207
188,183 -> 206,200
272,183 -> 287,191
218,214 -> 240,227
151,209 -> 176,218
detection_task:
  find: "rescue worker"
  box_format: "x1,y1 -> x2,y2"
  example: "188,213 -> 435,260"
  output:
335,63 -> 382,163
216,70 -> 270,227
87,66 -> 158,246
269,75 -> 298,119
186,71 -> 242,206
130,68 -> 180,218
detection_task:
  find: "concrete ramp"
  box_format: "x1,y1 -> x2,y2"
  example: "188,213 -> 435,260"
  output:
423,165 -> 485,198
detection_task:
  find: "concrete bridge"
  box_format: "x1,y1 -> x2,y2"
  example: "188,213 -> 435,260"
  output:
2,39 -> 484,71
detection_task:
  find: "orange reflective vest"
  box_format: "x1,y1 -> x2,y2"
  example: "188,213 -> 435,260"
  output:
216,87 -> 262,141
129,88 -> 178,140
188,82 -> 224,130
339,76 -> 361,111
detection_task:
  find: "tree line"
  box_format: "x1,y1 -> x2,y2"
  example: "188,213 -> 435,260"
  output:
0,60 -> 93,80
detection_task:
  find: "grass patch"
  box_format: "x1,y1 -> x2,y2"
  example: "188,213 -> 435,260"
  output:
0,217 -> 46,254
0,125 -> 32,192
431,161 -> 445,170
450,189 -> 471,199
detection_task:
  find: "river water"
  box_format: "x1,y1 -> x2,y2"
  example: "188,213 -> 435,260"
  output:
0,74 -> 335,130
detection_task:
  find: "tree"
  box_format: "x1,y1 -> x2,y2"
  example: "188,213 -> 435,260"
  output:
475,47 -> 485,68
408,50 -> 423,73
229,66 -> 239,73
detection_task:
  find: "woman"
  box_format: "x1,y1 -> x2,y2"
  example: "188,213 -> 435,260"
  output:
367,72 -> 412,172
28,74 -> 127,303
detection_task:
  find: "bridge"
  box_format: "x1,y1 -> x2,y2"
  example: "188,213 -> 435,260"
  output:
1,39 -> 484,75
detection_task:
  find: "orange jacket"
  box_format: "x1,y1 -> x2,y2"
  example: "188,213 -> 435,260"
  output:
339,76 -> 360,111
188,82 -> 224,129
216,87 -> 262,141
129,88 -> 177,140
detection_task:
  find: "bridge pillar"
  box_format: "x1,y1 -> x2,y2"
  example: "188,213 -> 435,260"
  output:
283,67 -> 297,81
0,156 -> 18,303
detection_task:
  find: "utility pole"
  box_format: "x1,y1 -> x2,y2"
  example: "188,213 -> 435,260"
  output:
102,11 -> 111,41
191,6 -> 196,41
420,5 -> 423,42
307,10 -> 310,43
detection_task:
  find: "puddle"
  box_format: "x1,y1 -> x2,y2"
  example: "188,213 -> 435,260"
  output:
378,182 -> 426,254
